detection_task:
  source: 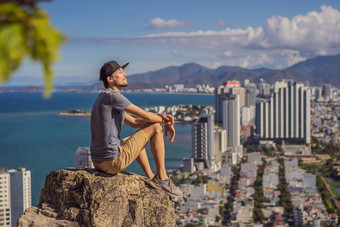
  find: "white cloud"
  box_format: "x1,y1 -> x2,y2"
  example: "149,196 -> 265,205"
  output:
237,53 -> 273,68
78,5 -> 340,69
223,51 -> 234,57
150,17 -> 191,29
239,56 -> 250,68
213,19 -> 229,27
142,5 -> 340,60
257,53 -> 274,65
171,49 -> 183,58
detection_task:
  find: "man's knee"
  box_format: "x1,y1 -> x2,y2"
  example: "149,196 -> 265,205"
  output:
153,123 -> 163,134
141,123 -> 163,138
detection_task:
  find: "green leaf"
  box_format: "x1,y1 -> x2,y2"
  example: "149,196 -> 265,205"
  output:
0,3 -> 66,98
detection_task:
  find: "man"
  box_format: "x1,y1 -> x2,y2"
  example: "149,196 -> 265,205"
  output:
90,60 -> 183,197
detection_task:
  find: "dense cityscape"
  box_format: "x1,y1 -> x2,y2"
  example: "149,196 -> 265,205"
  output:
2,78 -> 340,227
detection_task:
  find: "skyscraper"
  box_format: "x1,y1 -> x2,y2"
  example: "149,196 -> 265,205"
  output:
215,86 -> 225,123
256,81 -> 310,143
246,87 -> 256,107
322,84 -> 332,100
0,170 -> 11,227
241,105 -> 255,125
74,147 -> 94,169
192,111 -> 214,168
222,94 -> 240,148
214,128 -> 227,163
215,81 -> 245,122
259,81 -> 271,97
8,168 -> 31,227
231,86 -> 246,109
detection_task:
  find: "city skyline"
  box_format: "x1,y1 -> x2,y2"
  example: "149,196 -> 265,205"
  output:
3,0 -> 340,86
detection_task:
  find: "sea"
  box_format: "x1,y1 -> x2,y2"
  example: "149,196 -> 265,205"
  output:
0,91 -> 214,206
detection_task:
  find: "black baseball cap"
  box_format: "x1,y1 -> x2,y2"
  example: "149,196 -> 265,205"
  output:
99,61 -> 129,82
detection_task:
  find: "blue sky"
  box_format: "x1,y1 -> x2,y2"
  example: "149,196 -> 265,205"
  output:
5,0 -> 340,86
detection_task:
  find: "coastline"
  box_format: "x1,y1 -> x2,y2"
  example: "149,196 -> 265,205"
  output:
0,89 -> 214,96
124,91 -> 214,96
58,113 -> 91,116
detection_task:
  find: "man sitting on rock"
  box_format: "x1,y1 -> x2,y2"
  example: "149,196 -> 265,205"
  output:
90,60 -> 183,197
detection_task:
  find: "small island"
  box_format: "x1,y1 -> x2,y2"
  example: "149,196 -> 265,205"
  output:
59,109 -> 91,116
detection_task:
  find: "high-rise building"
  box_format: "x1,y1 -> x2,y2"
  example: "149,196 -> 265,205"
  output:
256,81 -> 310,143
192,111 -> 214,168
8,168 -> 31,227
215,81 -> 245,122
246,87 -> 256,107
274,80 -> 288,93
0,170 -> 11,227
241,105 -> 255,125
244,79 -> 249,87
74,147 -> 94,169
222,94 -> 240,148
214,128 -> 227,163
231,86 -> 246,108
259,81 -> 271,96
214,86 -> 225,123
322,84 -> 332,100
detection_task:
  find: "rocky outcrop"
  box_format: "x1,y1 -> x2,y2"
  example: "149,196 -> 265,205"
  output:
18,169 -> 176,227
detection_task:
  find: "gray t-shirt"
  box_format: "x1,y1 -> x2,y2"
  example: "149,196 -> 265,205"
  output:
90,89 -> 131,161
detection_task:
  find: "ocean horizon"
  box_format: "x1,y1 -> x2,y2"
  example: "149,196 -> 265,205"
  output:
0,91 -> 214,205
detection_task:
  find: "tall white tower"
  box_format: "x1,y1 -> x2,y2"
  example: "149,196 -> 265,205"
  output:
0,170 -> 11,227
8,168 -> 31,227
74,147 -> 94,169
256,81 -> 310,143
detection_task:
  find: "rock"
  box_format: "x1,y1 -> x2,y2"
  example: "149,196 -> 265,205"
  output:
18,169 -> 176,227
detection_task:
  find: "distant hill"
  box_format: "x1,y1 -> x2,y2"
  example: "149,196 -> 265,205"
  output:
288,54 -> 340,84
91,54 -> 340,89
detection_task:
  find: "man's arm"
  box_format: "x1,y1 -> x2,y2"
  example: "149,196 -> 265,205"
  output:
124,113 -> 149,129
125,104 -> 172,124
124,113 -> 138,129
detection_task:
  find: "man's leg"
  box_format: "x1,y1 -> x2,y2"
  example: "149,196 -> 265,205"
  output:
140,123 -> 168,180
136,148 -> 154,179
140,123 -> 183,197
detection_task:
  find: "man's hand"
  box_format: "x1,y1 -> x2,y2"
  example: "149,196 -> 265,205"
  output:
164,124 -> 176,142
158,114 -> 174,125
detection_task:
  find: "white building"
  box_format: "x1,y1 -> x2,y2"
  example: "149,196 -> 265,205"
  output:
256,81 -> 311,143
259,81 -> 271,96
241,105 -> 255,125
174,84 -> 184,92
213,128 -> 227,163
74,147 -> 94,169
0,171 -> 11,227
215,81 -> 246,122
8,168 -> 31,227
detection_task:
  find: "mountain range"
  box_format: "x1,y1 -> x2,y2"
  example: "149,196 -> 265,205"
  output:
93,54 -> 340,89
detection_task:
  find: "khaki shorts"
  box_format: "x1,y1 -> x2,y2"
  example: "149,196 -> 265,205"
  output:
93,129 -> 148,174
